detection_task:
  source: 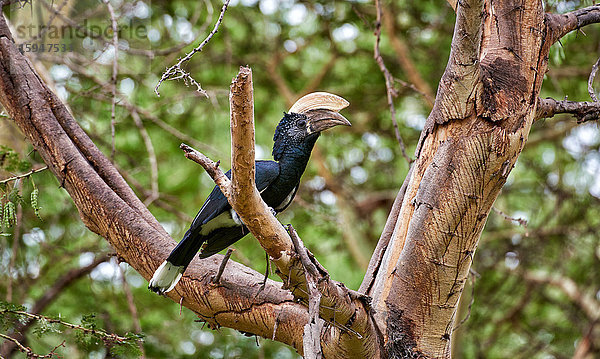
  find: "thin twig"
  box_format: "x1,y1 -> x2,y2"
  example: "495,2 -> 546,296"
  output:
0,166 -> 48,184
254,251 -> 271,297
0,254 -> 110,357
28,0 -> 69,42
118,264 -> 146,357
105,0 -> 119,161
453,269 -> 477,330
180,143 -> 231,198
288,225 -> 318,277
374,0 -> 412,164
0,332 -> 60,358
492,206 -> 528,227
37,0 -> 204,58
212,248 -> 234,284
131,110 -> 159,206
0,309 -> 132,343
524,270 -> 600,321
155,0 -> 230,96
588,57 -> 600,102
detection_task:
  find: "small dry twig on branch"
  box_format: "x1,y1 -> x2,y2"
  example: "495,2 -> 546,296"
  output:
374,0 -> 411,164
104,0 -> 119,161
492,206 -> 528,228
180,143 -> 231,197
212,248 -> 234,284
0,166 -> 49,184
288,224 -> 323,359
155,0 -> 230,96
131,110 -> 159,205
536,97 -> 600,123
0,332 -> 62,359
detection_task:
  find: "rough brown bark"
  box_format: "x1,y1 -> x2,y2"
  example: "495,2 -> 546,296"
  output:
0,13 -> 309,353
362,1 -> 600,358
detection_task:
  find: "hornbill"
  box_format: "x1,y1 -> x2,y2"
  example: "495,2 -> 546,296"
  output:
148,92 -> 350,294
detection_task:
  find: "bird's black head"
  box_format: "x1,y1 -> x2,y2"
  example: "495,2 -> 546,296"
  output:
272,105 -> 350,161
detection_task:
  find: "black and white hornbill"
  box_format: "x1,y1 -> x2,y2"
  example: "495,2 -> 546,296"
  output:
148,92 -> 350,294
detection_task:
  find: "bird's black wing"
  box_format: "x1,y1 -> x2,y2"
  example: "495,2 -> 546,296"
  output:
188,160 -> 280,231
255,160 -> 280,193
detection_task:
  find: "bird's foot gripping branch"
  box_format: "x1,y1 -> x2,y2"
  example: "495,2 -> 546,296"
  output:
169,66 -> 379,358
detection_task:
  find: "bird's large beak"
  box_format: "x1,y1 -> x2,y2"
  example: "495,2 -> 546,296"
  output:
305,109 -> 351,134
289,92 -> 351,134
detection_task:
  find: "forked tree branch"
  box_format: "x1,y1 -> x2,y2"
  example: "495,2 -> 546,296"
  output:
0,13 -> 309,352
181,66 -> 378,357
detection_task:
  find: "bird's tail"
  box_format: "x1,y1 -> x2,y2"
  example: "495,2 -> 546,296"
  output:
148,231 -> 204,294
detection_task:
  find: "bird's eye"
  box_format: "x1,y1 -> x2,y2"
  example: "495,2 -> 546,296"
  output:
297,119 -> 306,128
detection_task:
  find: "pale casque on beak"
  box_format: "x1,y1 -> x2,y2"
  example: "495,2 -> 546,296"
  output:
288,92 -> 351,134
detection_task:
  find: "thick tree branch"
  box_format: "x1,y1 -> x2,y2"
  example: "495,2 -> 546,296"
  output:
0,13 -> 309,351
227,67 -> 294,262
535,97 -> 600,123
546,5 -> 600,45
370,1 -> 549,356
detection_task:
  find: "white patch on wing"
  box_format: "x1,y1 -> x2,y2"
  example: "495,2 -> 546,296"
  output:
275,187 -> 297,210
200,211 -> 239,235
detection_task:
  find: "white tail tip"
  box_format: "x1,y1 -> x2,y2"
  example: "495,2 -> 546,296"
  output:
148,261 -> 184,294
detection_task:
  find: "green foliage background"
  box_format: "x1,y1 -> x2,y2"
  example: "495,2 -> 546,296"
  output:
0,0 -> 598,358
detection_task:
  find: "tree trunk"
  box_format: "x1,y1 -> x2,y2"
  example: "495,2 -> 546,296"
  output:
361,0 -> 575,357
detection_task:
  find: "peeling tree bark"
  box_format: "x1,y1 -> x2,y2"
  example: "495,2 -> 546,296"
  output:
1,1 -> 600,358
363,1 -> 600,358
